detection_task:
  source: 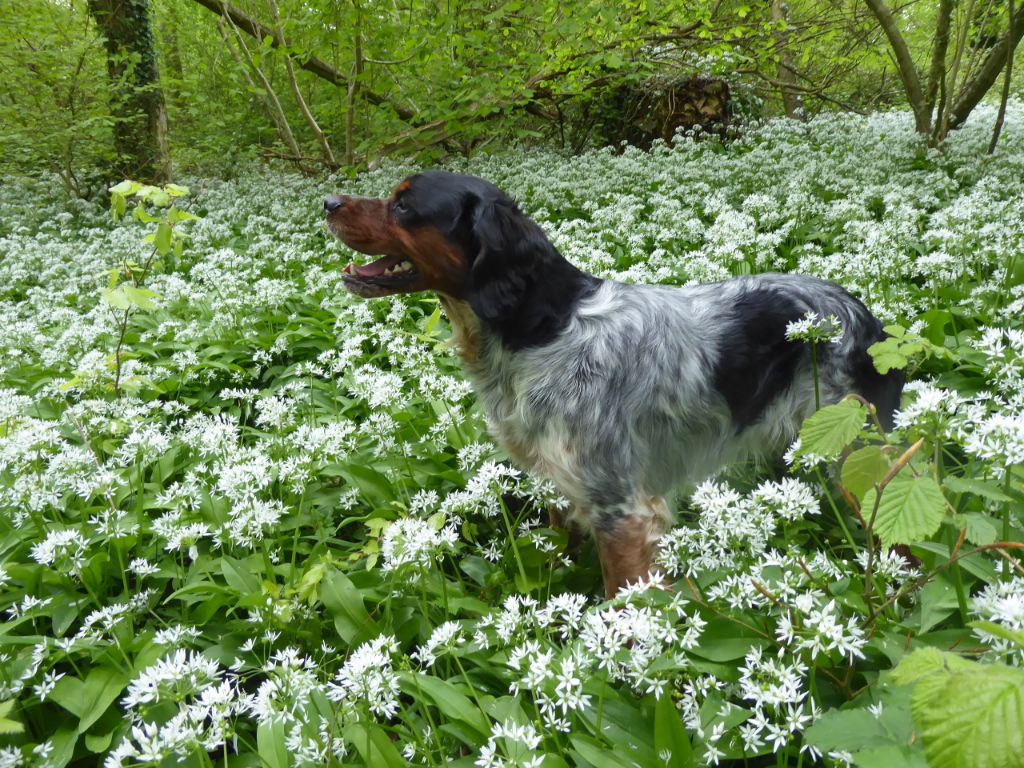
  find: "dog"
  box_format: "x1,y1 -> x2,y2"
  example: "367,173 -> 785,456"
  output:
324,171 -> 903,597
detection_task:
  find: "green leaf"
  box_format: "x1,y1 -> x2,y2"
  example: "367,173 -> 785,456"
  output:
102,285 -> 158,312
111,192 -> 127,219
339,464 -> 394,505
221,556 -> 261,594
102,286 -> 131,310
969,621 -> 1024,649
0,699 -> 24,735
50,666 -> 129,733
345,723 -> 407,768
257,719 -> 289,768
423,306 -> 443,335
109,180 -> 138,195
321,568 -> 378,643
153,221 -> 173,255
891,648 -> 973,686
906,654 -> 1024,768
868,338 -> 906,373
852,745 -> 929,768
399,672 -> 489,738
943,476 -> 1013,503
569,735 -> 628,768
804,708 -> 890,753
167,207 -> 200,223
121,285 -> 158,311
654,692 -> 694,767
48,727 -> 78,768
797,399 -> 868,459
864,475 -> 946,547
841,445 -> 891,500
961,512 -> 999,546
85,730 -> 114,753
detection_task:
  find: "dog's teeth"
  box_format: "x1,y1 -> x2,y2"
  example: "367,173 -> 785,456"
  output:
384,267 -> 394,275
400,261 -> 412,271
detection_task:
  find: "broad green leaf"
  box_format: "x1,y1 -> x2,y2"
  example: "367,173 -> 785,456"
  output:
120,285 -> 158,311
869,338 -> 907,374
153,221 -> 173,255
399,672 -> 488,738
48,727 -> 78,768
943,476 -> 1013,503
102,286 -> 131,310
257,719 -> 288,768
798,399 -> 868,459
909,657 -> 1024,768
891,648 -> 973,686
221,556 -> 261,594
0,699 -> 23,735
50,667 -> 128,733
167,207 -> 199,223
423,305 -> 443,335
804,708 -> 890,752
969,621 -> 1024,649
109,180 -> 138,195
570,735 -> 630,768
111,192 -> 127,219
841,445 -> 891,500
84,730 -> 113,753
852,745 -> 929,768
863,474 -> 946,547
916,577 -> 960,634
654,692 -> 694,767
339,464 -> 394,505
961,512 -> 999,546
344,723 -> 407,768
321,568 -> 378,643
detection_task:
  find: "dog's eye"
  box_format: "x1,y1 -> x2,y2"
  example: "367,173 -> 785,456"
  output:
393,200 -> 408,215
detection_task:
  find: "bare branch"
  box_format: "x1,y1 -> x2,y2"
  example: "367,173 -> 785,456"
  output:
266,0 -> 337,168
189,0 -> 415,121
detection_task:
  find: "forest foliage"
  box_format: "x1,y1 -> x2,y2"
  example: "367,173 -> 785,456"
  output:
1,0 -> 1023,187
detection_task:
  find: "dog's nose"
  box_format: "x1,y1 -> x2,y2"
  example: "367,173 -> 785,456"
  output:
324,195 -> 344,214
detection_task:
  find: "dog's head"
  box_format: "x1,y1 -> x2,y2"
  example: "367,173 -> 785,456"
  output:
324,171 -> 559,322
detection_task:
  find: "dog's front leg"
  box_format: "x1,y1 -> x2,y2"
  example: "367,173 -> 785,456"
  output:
593,496 -> 670,599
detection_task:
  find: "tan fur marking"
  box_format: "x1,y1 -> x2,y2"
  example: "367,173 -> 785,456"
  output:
438,295 -> 482,367
594,504 -> 670,598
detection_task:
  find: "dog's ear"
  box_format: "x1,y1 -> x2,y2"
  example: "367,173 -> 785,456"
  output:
464,195 -> 541,322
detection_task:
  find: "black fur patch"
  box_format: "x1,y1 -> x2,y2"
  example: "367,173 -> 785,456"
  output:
462,189 -> 599,349
841,319 -> 904,430
712,288 -> 808,429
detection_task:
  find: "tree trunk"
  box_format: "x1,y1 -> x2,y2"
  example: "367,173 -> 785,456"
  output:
770,0 -> 803,118
988,0 -> 1016,153
863,0 -> 931,135
950,2 -> 1024,130
87,0 -> 171,182
925,0 -> 954,122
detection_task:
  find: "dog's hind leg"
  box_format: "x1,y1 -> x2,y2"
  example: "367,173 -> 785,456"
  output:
593,495 -> 671,599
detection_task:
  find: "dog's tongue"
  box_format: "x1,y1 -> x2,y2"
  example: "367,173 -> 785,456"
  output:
345,254 -> 402,278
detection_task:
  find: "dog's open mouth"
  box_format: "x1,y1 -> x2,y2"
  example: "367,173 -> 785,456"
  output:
341,254 -> 418,295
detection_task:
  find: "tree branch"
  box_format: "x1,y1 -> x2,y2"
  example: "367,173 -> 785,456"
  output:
189,0 -> 415,121
267,0 -> 337,168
